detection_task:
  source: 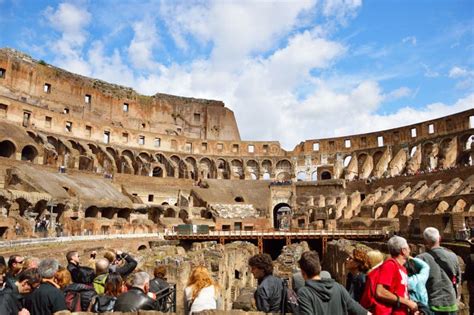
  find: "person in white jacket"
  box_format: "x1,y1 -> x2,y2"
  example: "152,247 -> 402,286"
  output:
184,266 -> 220,315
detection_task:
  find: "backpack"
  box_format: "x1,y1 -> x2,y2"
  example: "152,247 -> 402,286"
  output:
65,290 -> 82,312
360,265 -> 382,312
281,278 -> 299,314
93,273 -> 108,295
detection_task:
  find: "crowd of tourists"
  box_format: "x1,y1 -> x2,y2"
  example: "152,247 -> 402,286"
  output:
0,226 -> 472,315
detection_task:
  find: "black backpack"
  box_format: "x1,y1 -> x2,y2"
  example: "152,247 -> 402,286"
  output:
281,278 -> 299,314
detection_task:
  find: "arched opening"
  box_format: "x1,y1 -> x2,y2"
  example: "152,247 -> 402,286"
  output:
410,146 -> 417,158
0,140 -> 15,158
178,209 -> 188,221
231,159 -> 244,179
387,204 -> 399,218
164,208 -> 175,218
85,206 -> 99,218
296,171 -> 306,181
311,171 -> 318,181
321,171 -> 332,180
152,167 -> 163,177
21,145 -> 37,162
343,155 -> 352,167
403,203 -> 415,217
117,209 -> 131,220
138,245 -> 147,251
249,173 -> 257,180
262,172 -> 271,180
200,209 -> 213,219
102,208 -> 115,219
235,196 -> 244,202
273,203 -> 291,230
374,206 -> 383,219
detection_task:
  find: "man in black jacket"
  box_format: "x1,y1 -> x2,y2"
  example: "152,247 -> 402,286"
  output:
0,268 -> 41,315
248,253 -> 283,313
105,250 -> 137,278
114,271 -> 157,312
24,258 -> 67,315
66,250 -> 93,284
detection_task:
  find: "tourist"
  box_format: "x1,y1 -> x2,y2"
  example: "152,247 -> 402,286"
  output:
104,250 -> 137,278
184,266 -> 219,315
23,257 -> 40,270
405,257 -> 431,314
150,265 -> 171,311
66,250 -> 92,284
296,250 -> 369,315
6,255 -> 24,284
113,271 -> 157,312
0,268 -> 41,315
417,227 -> 461,314
53,267 -> 72,290
91,272 -> 123,313
375,236 -> 418,315
463,240 -> 474,313
248,253 -> 283,313
360,250 -> 385,313
345,248 -> 370,302
93,258 -> 110,295
24,258 -> 67,315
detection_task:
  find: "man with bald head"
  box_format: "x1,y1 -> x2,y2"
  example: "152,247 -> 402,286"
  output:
93,258 -> 110,295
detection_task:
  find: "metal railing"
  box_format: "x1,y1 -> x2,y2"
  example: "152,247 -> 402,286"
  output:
155,283 -> 176,313
168,228 -> 386,237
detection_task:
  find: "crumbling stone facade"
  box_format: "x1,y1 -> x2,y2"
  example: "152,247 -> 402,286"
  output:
0,47 -> 472,244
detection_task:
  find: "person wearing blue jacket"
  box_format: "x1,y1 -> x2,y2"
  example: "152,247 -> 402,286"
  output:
406,257 -> 432,315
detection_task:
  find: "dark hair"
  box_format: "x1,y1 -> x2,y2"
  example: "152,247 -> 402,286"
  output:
0,255 -> 6,267
248,254 -> 273,276
18,268 -> 42,286
8,255 -> 22,269
76,266 -> 95,284
154,265 -> 167,279
298,251 -> 321,278
66,251 -> 78,262
105,272 -> 123,297
405,259 -> 420,277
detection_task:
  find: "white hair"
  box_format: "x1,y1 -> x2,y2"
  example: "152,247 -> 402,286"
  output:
423,227 -> 440,244
132,271 -> 150,288
387,236 -> 408,257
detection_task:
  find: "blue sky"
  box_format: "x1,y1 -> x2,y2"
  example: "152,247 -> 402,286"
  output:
1,0 -> 473,149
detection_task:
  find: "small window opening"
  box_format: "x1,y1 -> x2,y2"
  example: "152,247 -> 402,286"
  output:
123,103 -> 129,112
469,116 -> 474,128
85,125 -> 91,137
360,193 -> 366,201
263,144 -> 269,154
234,196 -> 244,202
148,194 -> 154,202
43,83 -> 51,93
63,107 -> 69,114
217,143 -> 223,151
0,104 -> 8,118
313,143 -> 320,151
232,144 -> 239,153
428,123 -> 435,134
85,94 -> 91,104
201,143 -> 208,152
103,131 -> 110,144
329,141 -> 335,150
154,138 -> 161,147
360,137 -> 367,147
411,128 -> 417,138
65,121 -> 72,132
185,142 -> 192,153
248,144 -> 255,153
344,139 -> 351,148
138,136 -> 145,145
22,111 -> 31,127
141,123 -> 146,129
122,132 -> 128,143
0,68 -> 5,78
235,270 -> 241,279
193,113 -> 200,123
377,136 -> 384,147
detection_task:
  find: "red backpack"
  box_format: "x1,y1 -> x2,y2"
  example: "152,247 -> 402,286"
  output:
360,265 -> 382,312
64,290 -> 82,312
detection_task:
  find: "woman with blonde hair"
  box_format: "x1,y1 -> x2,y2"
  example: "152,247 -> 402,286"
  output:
184,266 -> 219,314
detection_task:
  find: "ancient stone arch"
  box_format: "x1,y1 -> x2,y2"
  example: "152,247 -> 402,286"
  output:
452,199 -> 466,212
216,158 -> 230,179
275,159 -> 292,181
246,159 -> 259,180
387,204 -> 399,218
0,140 -> 16,158
199,157 -> 215,179
21,145 -> 38,162
231,159 -> 244,179
403,203 -> 415,217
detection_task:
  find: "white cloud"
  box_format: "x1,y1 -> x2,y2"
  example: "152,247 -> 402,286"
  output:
421,63 -> 439,78
43,2 -> 91,75
321,0 -> 362,24
128,19 -> 162,70
385,86 -> 412,101
449,66 -> 468,78
402,36 -> 417,46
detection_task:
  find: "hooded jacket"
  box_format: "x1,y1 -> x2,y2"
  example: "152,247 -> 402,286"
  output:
297,278 -> 367,315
